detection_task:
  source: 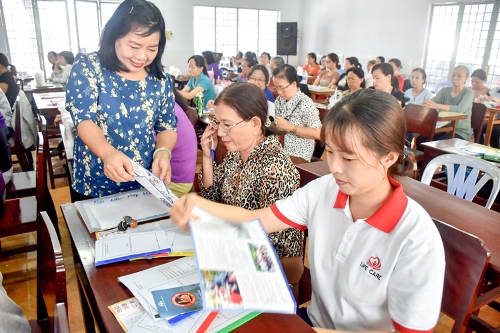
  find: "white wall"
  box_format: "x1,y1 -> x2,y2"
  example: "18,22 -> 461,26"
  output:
151,0 -> 302,72
299,0 -> 486,75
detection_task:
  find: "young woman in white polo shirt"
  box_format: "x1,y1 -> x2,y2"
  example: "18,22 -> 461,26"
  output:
170,89 -> 445,333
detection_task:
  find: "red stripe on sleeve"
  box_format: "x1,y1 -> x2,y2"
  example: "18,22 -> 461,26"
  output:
270,204 -> 307,231
392,320 -> 434,333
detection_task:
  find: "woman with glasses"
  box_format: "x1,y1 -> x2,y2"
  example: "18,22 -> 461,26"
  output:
313,53 -> 341,88
178,55 -> 216,107
273,64 -> 322,163
342,67 -> 365,98
199,82 -> 303,258
247,65 -> 274,102
234,58 -> 257,82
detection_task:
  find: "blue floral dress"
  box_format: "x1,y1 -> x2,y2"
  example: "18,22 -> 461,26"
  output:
66,52 -> 176,197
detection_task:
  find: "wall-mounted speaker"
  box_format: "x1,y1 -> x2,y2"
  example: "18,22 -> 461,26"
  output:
277,22 -> 297,56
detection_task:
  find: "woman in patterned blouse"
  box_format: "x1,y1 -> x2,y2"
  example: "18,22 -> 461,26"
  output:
199,83 -> 303,258
273,64 -> 322,163
66,0 -> 177,200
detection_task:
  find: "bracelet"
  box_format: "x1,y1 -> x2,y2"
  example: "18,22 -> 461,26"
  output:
153,147 -> 172,160
292,125 -> 298,135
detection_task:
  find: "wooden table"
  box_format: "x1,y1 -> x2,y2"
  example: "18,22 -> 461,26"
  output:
23,82 -> 64,94
32,92 -> 65,119
61,204 -> 315,333
307,85 -> 336,102
485,107 -> 500,146
434,111 -> 469,138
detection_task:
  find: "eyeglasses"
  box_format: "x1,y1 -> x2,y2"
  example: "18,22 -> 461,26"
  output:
211,117 -> 248,134
248,77 -> 267,83
273,83 -> 291,91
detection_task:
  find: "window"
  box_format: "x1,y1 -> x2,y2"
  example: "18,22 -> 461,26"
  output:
0,0 -> 122,76
193,6 -> 280,58
424,1 -> 500,92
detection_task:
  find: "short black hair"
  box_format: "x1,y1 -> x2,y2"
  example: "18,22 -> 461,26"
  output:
376,56 -> 385,63
471,68 -> 487,81
0,53 -> 10,68
346,67 -> 366,88
58,51 -> 75,64
245,51 -> 257,61
188,55 -> 208,76
248,64 -> 269,83
261,52 -> 271,61
272,64 -> 300,85
244,58 -> 258,68
307,53 -> 317,63
48,51 -> 58,58
97,0 -> 166,80
389,58 -> 402,69
202,51 -> 216,65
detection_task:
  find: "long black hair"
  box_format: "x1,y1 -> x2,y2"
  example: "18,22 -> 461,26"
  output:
97,0 -> 166,79
188,55 -> 208,76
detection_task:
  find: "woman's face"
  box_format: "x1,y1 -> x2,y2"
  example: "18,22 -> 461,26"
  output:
372,69 -> 392,91
344,60 -> 354,72
58,55 -> 67,66
260,54 -> 269,66
376,57 -> 382,64
326,57 -> 337,71
307,55 -> 315,66
273,77 -> 297,101
188,59 -> 204,77
47,53 -> 57,64
470,76 -> 485,90
451,68 -> 468,88
214,102 -> 260,157
241,60 -> 251,75
248,69 -> 267,91
389,61 -> 400,74
320,57 -> 326,68
410,71 -> 425,89
347,71 -> 363,91
115,30 -> 160,74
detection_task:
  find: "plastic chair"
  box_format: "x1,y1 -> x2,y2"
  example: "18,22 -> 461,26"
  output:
421,154 -> 500,209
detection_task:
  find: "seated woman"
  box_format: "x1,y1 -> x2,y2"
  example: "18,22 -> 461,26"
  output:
247,65 -> 274,102
303,53 -> 321,77
168,89 -> 198,197
313,53 -> 341,88
51,51 -> 74,85
404,68 -> 432,105
389,58 -> 405,91
178,55 -> 216,107
259,52 -> 271,72
235,58 -> 257,82
273,64 -> 322,163
422,65 -> 474,142
202,51 -> 222,83
365,59 -> 376,88
342,67 -> 365,98
319,55 -> 327,72
0,90 -> 12,134
268,57 -> 285,96
336,57 -> 362,91
47,51 -> 61,79
0,53 -> 19,108
372,63 -> 405,107
199,82 -> 303,258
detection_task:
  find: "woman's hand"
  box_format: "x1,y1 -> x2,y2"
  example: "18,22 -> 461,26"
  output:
46,77 -> 53,82
152,151 -> 172,185
170,193 -> 200,231
206,100 -> 215,109
200,123 -> 218,159
423,99 -> 438,109
103,150 -> 135,183
273,116 -> 294,133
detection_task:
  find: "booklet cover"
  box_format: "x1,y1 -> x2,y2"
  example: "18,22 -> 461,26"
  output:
152,284 -> 203,319
189,206 -> 296,314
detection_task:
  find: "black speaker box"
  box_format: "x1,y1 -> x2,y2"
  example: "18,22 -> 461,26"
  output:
277,22 -> 297,56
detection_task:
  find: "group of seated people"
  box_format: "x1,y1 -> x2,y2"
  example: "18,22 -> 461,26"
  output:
46,50 -> 75,85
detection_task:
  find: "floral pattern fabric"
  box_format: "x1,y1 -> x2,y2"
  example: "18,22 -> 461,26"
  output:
66,52 -> 176,197
199,135 -> 304,258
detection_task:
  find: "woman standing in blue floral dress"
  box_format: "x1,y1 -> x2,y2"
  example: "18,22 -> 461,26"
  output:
66,0 -> 177,201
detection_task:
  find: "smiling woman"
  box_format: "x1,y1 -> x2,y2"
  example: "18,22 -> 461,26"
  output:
65,0 -> 178,201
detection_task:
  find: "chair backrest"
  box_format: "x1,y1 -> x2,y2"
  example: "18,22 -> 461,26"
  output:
470,103 -> 487,143
12,96 -> 30,171
36,211 -> 67,331
404,104 -> 439,140
433,218 -> 490,333
36,120 -> 47,213
421,154 -> 500,209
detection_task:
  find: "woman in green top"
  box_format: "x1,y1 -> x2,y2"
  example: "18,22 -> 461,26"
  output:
178,55 -> 216,107
423,65 -> 474,141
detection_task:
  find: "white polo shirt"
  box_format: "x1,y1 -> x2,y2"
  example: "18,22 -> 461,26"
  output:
271,175 -> 445,332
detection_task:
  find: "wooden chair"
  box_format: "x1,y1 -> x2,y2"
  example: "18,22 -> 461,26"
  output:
37,115 -> 68,189
9,97 -> 34,171
279,256 -> 304,303
404,104 -> 439,161
471,102 -> 487,143
421,154 -> 500,209
5,170 -> 36,199
433,218 -> 490,333
0,131 -> 46,256
29,211 -> 68,333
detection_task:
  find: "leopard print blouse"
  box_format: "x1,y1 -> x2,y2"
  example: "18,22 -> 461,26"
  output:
199,135 -> 303,258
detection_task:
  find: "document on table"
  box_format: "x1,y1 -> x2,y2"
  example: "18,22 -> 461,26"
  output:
75,189 -> 170,233
94,231 -> 171,266
189,206 -> 296,314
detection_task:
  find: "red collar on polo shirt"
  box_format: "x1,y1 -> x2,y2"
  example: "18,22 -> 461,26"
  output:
333,177 -> 408,234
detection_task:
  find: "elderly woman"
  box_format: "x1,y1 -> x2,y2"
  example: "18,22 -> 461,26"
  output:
273,64 -> 322,163
199,82 -> 303,258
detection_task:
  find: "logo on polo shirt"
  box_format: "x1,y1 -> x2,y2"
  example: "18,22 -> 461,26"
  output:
359,256 -> 383,280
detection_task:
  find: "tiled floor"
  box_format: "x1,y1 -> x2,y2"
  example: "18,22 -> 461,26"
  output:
2,156 -> 500,332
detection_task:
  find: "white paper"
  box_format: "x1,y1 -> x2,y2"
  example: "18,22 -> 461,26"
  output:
189,206 -> 296,314
128,311 -> 211,333
95,231 -> 171,265
205,311 -> 255,333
